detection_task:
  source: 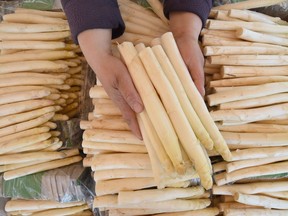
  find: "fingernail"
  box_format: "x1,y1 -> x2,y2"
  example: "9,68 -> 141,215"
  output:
133,102 -> 143,113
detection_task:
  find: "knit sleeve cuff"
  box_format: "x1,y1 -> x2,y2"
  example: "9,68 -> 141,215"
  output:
163,0 -> 212,27
61,0 -> 125,44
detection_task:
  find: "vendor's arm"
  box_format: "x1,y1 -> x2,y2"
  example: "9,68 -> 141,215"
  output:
61,0 -> 144,138
164,0 -> 213,96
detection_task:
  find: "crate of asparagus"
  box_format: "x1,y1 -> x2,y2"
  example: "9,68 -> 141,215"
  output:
201,0 -> 288,215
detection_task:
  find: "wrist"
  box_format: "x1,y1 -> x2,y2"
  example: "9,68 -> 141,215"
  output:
169,12 -> 202,41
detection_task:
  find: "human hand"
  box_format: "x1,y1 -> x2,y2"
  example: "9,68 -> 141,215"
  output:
78,29 -> 144,139
169,12 -> 205,97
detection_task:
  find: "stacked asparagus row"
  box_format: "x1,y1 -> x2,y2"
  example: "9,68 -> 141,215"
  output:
5,199 -> 92,216
0,8 -> 83,180
202,3 -> 288,215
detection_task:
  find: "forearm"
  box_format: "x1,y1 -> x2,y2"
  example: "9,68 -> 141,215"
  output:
78,29 -> 112,73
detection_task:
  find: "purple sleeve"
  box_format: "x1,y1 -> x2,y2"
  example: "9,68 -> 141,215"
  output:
61,0 -> 125,44
163,0 -> 213,26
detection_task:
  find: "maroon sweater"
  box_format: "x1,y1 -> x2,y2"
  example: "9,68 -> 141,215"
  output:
61,0 -> 212,43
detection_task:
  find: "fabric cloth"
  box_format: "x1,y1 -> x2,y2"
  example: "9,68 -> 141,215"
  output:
61,0 -> 213,43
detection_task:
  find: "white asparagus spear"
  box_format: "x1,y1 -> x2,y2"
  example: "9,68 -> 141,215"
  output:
108,208 -> 218,216
118,187 -> 205,205
0,99 -> 54,117
160,32 -> 231,161
0,90 -> 51,105
0,23 -> 69,33
0,126 -> 50,143
3,155 -> 82,180
218,93 -> 288,109
0,132 -> 51,154
201,29 -> 238,39
3,13 -> 67,24
5,200 -> 85,212
217,161 -> 288,186
8,137 -> 59,154
0,151 -> 66,165
0,50 -> 75,63
91,153 -> 151,171
228,9 -> 277,24
211,103 -> 288,123
139,110 -> 174,174
231,146 -> 288,161
222,131 -> 288,148
89,85 -> 109,99
217,123 -> 288,133
0,31 -> 70,41
0,85 -> 59,95
234,193 -> 288,209
0,106 -> 56,128
80,118 -> 129,131
221,66 -> 288,78
213,181 -> 288,196
82,141 -> 146,153
0,41 -> 67,50
213,0 -> 287,10
94,194 -> 210,210
207,20 -> 288,34
94,169 -> 153,181
204,46 -> 288,56
224,209 -> 288,216
29,205 -> 89,216
95,177 -> 156,196
208,55 -> 288,66
207,82 -> 288,106
83,129 -> 144,145
226,156 -> 288,173
0,112 -> 54,137
236,28 -> 288,47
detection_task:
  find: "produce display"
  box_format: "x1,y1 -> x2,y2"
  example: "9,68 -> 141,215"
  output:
0,0 -> 287,215
0,7 -> 90,216
0,8 -> 83,181
202,2 -> 288,215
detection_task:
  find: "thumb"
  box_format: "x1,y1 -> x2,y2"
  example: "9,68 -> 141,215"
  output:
118,72 -> 144,114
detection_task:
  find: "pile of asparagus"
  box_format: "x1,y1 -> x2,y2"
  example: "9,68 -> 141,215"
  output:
5,199 -> 92,216
0,8 -> 83,180
80,30 -> 234,214
115,0 -> 169,45
202,1 -> 288,215
82,85 -> 218,216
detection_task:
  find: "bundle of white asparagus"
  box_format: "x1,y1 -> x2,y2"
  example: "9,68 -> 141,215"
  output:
83,83 -> 218,215
202,1 -> 288,214
0,8 -> 84,180
5,199 -> 92,216
81,33 -> 233,216
79,2 -> 234,215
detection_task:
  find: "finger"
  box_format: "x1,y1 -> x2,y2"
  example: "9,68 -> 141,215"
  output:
117,70 -> 144,139
108,87 -> 142,140
118,72 -> 144,114
188,66 -> 205,97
